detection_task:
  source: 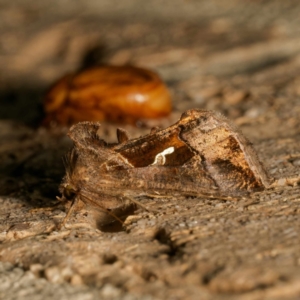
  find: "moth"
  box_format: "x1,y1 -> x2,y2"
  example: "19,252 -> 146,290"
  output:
58,109 -> 271,227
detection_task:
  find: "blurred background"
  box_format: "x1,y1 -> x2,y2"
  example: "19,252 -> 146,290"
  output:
0,0 -> 300,139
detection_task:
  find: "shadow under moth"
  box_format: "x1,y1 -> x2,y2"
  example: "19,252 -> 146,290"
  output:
58,109 -> 271,227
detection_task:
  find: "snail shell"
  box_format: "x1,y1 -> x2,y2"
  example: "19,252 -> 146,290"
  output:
44,65 -> 172,125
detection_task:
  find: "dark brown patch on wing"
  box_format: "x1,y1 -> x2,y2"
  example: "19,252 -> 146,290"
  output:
115,129 -> 194,168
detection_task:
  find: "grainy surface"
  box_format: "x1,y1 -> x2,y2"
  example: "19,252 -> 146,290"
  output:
0,1 -> 300,299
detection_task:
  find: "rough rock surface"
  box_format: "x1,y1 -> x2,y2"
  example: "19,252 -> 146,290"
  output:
0,1 -> 300,299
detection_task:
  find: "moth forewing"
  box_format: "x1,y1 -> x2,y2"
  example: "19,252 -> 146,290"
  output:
58,109 -> 270,227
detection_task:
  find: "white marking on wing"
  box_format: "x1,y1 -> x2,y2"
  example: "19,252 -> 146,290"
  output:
151,147 -> 175,166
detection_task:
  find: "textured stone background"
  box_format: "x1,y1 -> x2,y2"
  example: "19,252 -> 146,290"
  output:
0,1 -> 300,299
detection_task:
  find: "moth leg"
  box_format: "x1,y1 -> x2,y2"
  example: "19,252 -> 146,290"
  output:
142,193 -> 240,204
80,194 -> 124,225
122,194 -> 159,213
101,209 -> 124,225
58,196 -> 80,229
144,193 -> 174,199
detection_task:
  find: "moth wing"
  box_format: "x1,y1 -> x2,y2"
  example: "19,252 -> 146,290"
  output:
68,122 -> 107,154
179,109 -> 270,192
68,122 -> 134,169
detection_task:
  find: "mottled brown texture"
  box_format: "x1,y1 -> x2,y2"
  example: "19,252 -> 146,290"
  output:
1,1 -> 300,299
59,109 -> 271,226
44,65 -> 172,125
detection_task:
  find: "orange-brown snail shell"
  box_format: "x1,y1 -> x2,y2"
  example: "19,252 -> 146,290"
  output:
43,65 -> 172,125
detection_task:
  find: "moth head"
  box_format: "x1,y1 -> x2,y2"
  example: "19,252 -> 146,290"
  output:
61,183 -> 77,201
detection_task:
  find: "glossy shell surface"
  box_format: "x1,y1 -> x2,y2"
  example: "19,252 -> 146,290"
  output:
44,65 -> 172,125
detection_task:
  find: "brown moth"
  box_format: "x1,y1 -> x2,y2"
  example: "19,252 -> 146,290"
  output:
58,109 -> 271,227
